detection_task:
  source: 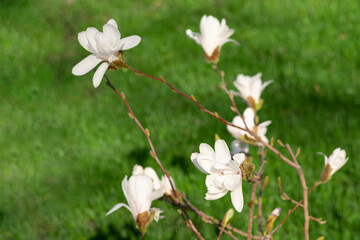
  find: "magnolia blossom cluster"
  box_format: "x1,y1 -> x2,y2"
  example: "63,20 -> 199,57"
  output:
71,16 -> 350,236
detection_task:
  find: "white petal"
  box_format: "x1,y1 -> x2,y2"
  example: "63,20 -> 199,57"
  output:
186,29 -> 201,44
190,153 -> 208,174
230,185 -> 244,212
72,55 -> 102,76
215,140 -> 231,164
205,188 -> 228,200
149,188 -> 164,201
144,167 -> 161,190
233,153 -> 246,166
132,165 -> 145,175
78,31 -> 91,52
224,175 -> 241,191
261,80 -> 273,91
106,203 -> 131,216
150,208 -> 164,222
106,19 -> 118,29
117,35 -> 141,51
92,62 -> 109,88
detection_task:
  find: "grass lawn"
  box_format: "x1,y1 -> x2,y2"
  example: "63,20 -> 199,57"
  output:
1,0 -> 359,239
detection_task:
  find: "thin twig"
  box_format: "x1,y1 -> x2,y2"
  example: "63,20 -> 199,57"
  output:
257,147 -> 266,235
247,181 -> 259,240
213,63 -> 243,118
286,144 -> 309,240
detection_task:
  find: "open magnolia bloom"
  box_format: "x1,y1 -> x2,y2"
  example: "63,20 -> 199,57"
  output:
72,19 -> 141,88
191,140 -> 245,212
186,15 -> 239,63
106,174 -> 164,231
319,148 -> 349,183
227,108 -> 271,145
232,73 -> 273,110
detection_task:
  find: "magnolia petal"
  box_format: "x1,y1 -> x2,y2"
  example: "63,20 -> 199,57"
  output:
150,207 -> 164,222
132,165 -> 145,175
205,188 -> 228,200
78,31 -> 91,52
215,140 -> 231,164
149,188 -> 164,201
230,185 -> 244,212
186,29 -> 201,44
212,162 -> 232,172
72,54 -> 102,76
117,35 -> 141,51
224,175 -> 241,191
92,62 -> 109,88
190,153 -> 208,174
144,167 -> 161,190
106,203 -> 131,216
103,23 -> 120,45
233,153 -> 246,166
261,80 -> 273,91
106,19 -> 118,29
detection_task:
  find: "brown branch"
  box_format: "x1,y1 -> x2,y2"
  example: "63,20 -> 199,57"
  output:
247,181 -> 259,240
105,77 -> 204,240
213,63 -> 243,118
257,147 -> 266,235
286,144 -> 309,240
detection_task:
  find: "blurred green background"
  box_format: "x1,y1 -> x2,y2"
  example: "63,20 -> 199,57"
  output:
1,0 -> 359,239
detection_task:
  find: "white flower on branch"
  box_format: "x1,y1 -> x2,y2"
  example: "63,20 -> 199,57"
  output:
232,73 -> 273,110
319,148 -> 349,183
227,108 -> 271,145
186,15 -> 239,63
72,19 -> 141,88
191,140 -> 245,212
106,174 -> 164,231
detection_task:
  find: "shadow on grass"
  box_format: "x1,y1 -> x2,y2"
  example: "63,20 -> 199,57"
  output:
89,222 -> 139,240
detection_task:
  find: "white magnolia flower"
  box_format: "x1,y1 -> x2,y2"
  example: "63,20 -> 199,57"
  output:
132,164 -> 162,190
227,108 -> 271,145
191,140 -> 245,212
319,148 -> 349,182
271,207 -> 281,217
232,73 -> 273,109
106,174 -> 164,225
72,19 -> 141,88
186,15 -> 238,62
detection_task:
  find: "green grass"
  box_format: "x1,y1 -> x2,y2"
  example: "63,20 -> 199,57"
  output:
1,0 -> 359,239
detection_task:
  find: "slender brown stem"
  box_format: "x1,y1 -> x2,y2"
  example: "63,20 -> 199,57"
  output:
105,77 -> 204,240
247,181 -> 259,240
286,144 -> 309,240
257,147 -> 266,235
213,63 -> 243,118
